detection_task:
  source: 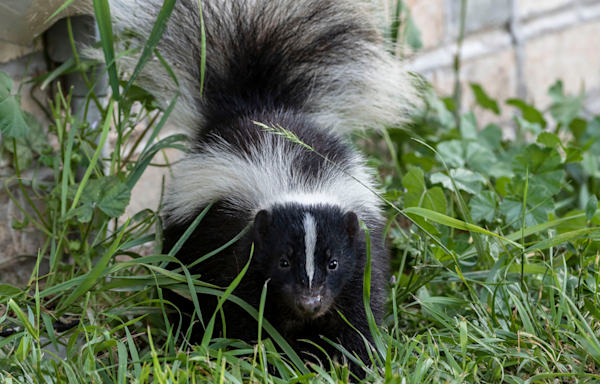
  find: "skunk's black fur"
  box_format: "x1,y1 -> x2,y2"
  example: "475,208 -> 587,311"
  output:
161,110 -> 389,371
106,0 -> 414,374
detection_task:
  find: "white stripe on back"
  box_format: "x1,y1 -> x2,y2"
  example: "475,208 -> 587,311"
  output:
303,213 -> 317,288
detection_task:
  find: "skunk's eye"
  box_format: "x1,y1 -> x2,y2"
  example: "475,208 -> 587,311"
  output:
279,259 -> 290,268
328,260 -> 338,270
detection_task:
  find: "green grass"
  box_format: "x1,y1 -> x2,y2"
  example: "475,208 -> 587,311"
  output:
2,1 -> 600,383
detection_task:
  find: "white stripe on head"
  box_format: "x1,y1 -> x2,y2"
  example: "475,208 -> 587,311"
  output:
303,213 -> 318,288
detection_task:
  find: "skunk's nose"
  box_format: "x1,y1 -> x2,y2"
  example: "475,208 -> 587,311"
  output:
297,295 -> 322,315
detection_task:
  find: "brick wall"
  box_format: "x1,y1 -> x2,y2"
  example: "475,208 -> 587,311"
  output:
405,0 -> 600,128
0,40 -> 50,286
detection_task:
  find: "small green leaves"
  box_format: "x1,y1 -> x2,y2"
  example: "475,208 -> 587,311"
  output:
537,132 -> 561,148
586,195 -> 598,223
471,83 -> 500,115
61,176 -> 131,223
0,71 -> 29,138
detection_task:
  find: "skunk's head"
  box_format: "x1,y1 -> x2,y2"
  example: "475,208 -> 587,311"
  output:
252,204 -> 361,319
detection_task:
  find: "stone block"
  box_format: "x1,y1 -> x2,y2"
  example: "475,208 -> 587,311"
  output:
0,51 -> 48,81
449,0 -> 511,35
0,0 -> 91,45
518,0 -> 573,20
426,47 -> 518,127
405,0 -> 446,49
0,187 -> 48,287
523,20 -> 600,108
0,41 -> 39,65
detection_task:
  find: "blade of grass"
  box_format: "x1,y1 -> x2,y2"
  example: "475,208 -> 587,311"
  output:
525,227 -> 600,252
196,0 -> 207,94
71,102 -> 113,210
403,207 -> 523,248
61,122 -> 78,217
45,0 -> 78,23
199,245 -> 254,349
58,218 -> 129,310
93,0 -> 120,100
122,0 -> 178,95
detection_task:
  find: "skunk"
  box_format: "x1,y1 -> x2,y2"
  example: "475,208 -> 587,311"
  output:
106,0 -> 414,372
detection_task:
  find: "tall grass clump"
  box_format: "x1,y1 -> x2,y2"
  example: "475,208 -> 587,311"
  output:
2,0 -> 600,383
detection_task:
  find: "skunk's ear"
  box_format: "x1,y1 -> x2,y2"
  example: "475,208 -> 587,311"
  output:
254,210 -> 272,240
343,211 -> 359,241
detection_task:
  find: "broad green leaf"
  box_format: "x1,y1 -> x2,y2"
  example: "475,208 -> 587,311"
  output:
537,132 -> 562,148
464,141 -> 497,173
0,284 -> 23,299
570,118 -> 587,143
586,195 -> 598,222
0,95 -> 29,138
460,112 -> 478,139
402,152 -> 436,172
0,71 -> 12,101
548,81 -> 584,126
402,166 -> 447,234
64,176 -> 131,221
96,179 -> 131,217
436,140 -> 463,168
515,116 -> 543,135
23,113 -> 48,155
424,88 -> 455,129
512,144 -> 564,195
548,80 -> 565,102
431,168 -> 486,195
565,147 -> 583,164
477,124 -> 503,151
3,136 -> 33,170
500,183 -> 555,229
551,97 -> 583,126
437,140 -> 497,173
471,83 -> 500,115
3,112 -> 51,168
61,204 -> 94,223
507,99 -> 547,128
402,166 -> 426,197
469,191 -> 498,223
582,117 -> 600,154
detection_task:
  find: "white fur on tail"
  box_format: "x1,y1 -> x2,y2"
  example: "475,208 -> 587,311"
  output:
97,0 -> 416,134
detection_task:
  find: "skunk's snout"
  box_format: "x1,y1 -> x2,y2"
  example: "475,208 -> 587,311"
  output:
296,295 -> 322,316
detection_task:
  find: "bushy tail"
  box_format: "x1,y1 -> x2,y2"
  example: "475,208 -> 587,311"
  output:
107,0 -> 415,134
